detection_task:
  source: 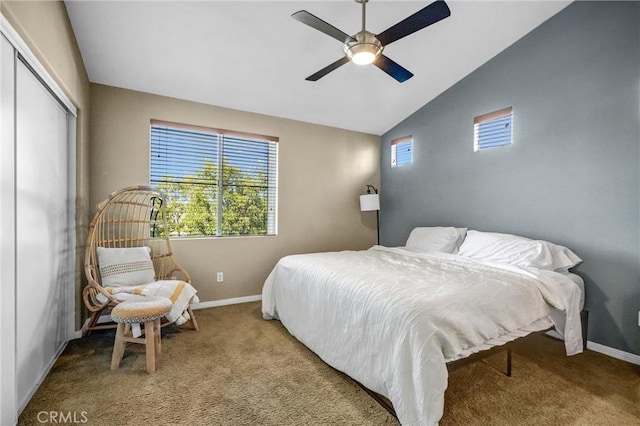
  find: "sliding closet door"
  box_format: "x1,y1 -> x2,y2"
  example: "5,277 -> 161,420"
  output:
15,57 -> 71,407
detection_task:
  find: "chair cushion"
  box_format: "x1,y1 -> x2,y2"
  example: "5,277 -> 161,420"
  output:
111,296 -> 172,323
97,246 -> 155,287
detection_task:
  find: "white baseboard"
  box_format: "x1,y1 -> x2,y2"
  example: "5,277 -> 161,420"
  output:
545,330 -> 640,366
74,295 -> 263,339
191,294 -> 262,310
75,314 -> 111,339
586,340 -> 640,366
545,330 -> 563,340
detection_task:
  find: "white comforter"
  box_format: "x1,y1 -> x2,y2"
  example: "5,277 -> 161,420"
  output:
262,246 -> 583,426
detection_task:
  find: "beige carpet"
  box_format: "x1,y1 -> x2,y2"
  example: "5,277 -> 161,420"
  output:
18,302 -> 640,425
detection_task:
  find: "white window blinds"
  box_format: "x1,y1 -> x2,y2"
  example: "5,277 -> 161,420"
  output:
474,107 -> 513,151
150,120 -> 278,237
391,135 -> 413,167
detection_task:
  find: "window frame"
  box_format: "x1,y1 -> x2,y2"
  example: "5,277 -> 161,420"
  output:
473,107 -> 513,152
391,135 -> 413,167
150,119 -> 278,238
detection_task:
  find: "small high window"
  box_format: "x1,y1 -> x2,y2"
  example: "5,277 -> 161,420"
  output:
474,107 -> 513,151
391,135 -> 413,167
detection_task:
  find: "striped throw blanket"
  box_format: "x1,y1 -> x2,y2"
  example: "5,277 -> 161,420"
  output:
104,280 -> 199,326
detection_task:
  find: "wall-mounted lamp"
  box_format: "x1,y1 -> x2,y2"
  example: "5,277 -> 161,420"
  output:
359,184 -> 380,245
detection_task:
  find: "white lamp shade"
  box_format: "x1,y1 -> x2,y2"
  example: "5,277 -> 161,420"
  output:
360,193 -> 380,211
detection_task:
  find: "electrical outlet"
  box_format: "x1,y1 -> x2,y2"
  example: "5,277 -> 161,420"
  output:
217,272 -> 224,283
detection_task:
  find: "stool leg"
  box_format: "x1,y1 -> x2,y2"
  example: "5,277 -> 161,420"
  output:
111,323 -> 126,370
144,320 -> 156,374
154,318 -> 162,355
187,306 -> 199,331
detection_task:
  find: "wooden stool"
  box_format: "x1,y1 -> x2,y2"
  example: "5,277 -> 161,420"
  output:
110,296 -> 172,373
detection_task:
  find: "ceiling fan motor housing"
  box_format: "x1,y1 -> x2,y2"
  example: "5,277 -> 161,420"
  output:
343,31 -> 383,65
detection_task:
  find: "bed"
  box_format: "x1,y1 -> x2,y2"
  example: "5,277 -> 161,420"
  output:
262,228 -> 585,425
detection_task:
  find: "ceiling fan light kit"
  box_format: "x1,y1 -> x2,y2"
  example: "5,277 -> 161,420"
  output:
343,31 -> 383,65
292,0 -> 451,82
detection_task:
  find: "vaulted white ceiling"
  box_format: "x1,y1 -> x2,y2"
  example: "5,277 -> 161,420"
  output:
65,1 -> 570,135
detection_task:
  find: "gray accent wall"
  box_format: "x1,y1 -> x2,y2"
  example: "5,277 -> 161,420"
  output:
380,1 -> 640,355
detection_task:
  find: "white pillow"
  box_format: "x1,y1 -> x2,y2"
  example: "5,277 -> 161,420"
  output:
97,246 -> 155,287
405,227 -> 468,254
457,230 -> 581,271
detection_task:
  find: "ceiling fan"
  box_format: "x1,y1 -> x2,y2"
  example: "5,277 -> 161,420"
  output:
292,0 -> 451,83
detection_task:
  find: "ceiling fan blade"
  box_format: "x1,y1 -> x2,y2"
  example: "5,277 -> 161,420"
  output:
292,10 -> 356,44
306,57 -> 350,81
376,0 -> 451,46
374,55 -> 414,83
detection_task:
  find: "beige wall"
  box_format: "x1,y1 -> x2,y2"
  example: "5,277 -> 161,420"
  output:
90,84 -> 380,302
2,0 -> 91,329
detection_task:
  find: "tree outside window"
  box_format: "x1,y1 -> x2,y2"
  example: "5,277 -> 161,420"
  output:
150,121 -> 278,237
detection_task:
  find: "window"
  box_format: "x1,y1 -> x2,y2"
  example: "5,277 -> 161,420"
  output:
473,107 -> 513,151
391,135 -> 413,167
150,120 -> 278,237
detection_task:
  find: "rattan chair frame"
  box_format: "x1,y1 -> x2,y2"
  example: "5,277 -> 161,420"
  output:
83,185 -> 198,335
